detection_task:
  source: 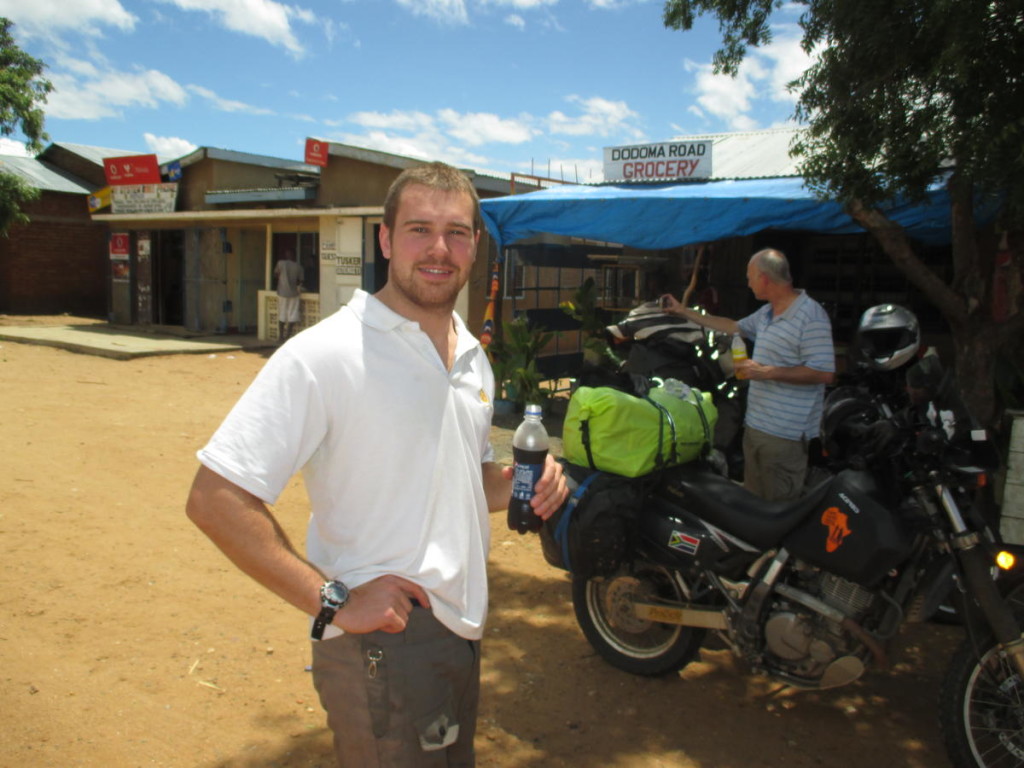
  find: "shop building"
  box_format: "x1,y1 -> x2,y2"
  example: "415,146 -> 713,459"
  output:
0,143 -> 147,316
92,141 -> 523,340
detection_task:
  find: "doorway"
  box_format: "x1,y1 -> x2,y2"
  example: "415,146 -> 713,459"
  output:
272,232 -> 320,293
364,223 -> 388,293
153,230 -> 185,326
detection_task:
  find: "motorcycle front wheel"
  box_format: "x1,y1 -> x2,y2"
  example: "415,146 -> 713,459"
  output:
940,635 -> 1024,767
940,578 -> 1024,767
571,561 -> 706,677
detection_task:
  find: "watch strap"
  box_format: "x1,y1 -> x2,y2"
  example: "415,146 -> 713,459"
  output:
311,607 -> 334,641
311,580 -> 349,641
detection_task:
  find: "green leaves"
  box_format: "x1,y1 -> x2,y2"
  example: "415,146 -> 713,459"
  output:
0,17 -> 51,236
0,18 -> 51,153
488,315 -> 555,409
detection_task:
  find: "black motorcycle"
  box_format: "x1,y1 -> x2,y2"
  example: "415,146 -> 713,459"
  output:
546,355 -> 1024,768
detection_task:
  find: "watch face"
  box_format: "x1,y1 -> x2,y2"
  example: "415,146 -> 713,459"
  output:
322,580 -> 349,609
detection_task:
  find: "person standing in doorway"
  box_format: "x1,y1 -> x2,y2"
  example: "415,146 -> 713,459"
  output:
274,249 -> 303,341
662,248 -> 835,501
186,161 -> 568,767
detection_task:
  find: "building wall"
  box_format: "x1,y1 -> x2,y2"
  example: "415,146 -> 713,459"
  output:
317,157 -> 400,208
178,156 -> 317,211
0,190 -> 108,316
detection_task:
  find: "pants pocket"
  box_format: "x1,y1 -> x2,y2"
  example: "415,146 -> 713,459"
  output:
414,697 -> 460,752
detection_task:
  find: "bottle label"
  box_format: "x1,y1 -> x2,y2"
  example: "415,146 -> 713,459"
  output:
511,462 -> 544,501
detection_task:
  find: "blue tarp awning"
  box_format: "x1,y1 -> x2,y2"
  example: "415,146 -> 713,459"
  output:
480,176 -> 958,251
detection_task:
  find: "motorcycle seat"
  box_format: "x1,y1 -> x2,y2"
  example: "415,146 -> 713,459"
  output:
657,464 -> 834,550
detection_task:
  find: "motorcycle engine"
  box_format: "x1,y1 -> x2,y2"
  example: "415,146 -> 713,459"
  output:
762,573 -> 875,687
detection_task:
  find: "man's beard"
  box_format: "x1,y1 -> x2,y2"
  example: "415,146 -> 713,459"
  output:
387,261 -> 464,312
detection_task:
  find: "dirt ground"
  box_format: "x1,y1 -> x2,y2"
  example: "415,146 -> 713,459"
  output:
0,317 -> 964,768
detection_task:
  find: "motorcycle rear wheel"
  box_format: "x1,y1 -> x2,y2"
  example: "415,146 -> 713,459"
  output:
572,561 -> 706,676
940,634 -> 1024,768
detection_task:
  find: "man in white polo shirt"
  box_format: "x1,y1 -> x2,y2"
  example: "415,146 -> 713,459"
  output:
186,162 -> 568,766
663,248 -> 835,501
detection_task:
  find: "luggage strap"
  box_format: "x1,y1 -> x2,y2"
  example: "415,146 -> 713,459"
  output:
555,471 -> 602,573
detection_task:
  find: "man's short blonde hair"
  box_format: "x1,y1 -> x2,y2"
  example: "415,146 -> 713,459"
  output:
383,162 -> 482,233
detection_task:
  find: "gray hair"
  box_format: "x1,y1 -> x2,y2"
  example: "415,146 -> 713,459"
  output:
750,248 -> 792,285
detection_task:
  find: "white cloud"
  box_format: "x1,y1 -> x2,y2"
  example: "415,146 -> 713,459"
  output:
758,26 -> 814,104
547,96 -> 644,140
45,67 -> 189,120
394,0 -> 469,25
334,129 -> 490,169
504,14 -> 526,29
348,110 -> 436,133
157,0 -> 316,56
0,138 -> 33,157
144,133 -> 198,158
187,85 -> 275,115
686,59 -> 759,131
583,0 -> 650,8
438,109 -> 534,146
683,23 -> 813,130
0,0 -> 136,38
479,0 -> 557,8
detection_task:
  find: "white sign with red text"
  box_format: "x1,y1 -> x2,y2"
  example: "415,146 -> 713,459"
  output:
603,141 -> 713,183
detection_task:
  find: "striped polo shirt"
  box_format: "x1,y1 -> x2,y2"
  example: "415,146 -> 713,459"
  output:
737,290 -> 835,441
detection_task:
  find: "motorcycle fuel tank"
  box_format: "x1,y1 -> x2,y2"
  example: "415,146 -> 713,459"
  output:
783,469 -> 914,586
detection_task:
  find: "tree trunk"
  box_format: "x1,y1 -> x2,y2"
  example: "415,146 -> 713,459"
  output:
846,198 -> 1005,428
950,321 -> 1000,429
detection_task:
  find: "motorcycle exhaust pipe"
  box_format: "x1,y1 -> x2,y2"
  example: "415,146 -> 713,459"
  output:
632,601 -> 729,630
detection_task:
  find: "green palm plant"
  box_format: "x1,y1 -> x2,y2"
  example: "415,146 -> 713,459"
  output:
488,315 -> 555,409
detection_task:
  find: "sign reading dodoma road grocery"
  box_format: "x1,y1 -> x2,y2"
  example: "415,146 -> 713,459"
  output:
603,141 -> 713,183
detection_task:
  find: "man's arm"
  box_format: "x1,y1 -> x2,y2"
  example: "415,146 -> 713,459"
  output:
186,465 -> 427,633
661,294 -> 739,335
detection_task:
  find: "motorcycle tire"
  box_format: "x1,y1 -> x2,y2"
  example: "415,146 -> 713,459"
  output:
939,580 -> 1024,768
939,633 -> 1024,768
571,561 -> 706,677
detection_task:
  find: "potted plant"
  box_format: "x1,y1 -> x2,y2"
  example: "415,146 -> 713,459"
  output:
560,277 -> 616,367
488,315 -> 555,413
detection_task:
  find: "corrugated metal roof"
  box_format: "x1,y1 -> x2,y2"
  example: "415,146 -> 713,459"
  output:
670,127 -> 805,180
47,142 -> 157,167
177,146 -> 320,174
0,155 -> 95,194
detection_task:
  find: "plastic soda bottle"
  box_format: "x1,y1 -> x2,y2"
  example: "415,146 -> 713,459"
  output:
507,403 -> 549,534
731,334 -> 749,380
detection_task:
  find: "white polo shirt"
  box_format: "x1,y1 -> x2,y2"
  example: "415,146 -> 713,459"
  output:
197,290 -> 496,640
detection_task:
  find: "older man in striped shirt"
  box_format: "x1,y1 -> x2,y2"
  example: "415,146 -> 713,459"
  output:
663,248 -> 835,501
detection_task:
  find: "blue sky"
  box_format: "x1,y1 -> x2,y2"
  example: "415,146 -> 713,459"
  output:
0,0 -> 811,182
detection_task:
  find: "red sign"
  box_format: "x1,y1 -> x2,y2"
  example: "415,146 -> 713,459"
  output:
304,138 -> 328,167
104,154 -> 162,186
110,232 -> 130,259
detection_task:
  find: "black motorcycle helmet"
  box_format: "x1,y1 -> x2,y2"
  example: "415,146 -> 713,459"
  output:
821,390 -> 882,463
855,304 -> 921,371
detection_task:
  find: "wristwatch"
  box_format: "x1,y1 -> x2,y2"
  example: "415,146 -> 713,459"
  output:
311,579 -> 349,641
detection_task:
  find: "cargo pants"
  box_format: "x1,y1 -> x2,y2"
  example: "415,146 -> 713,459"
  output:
311,606 -> 481,767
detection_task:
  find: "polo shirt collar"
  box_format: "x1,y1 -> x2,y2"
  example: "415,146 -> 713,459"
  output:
347,289 -> 480,358
773,289 -> 808,322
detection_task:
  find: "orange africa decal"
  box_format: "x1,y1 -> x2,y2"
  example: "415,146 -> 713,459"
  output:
821,507 -> 852,553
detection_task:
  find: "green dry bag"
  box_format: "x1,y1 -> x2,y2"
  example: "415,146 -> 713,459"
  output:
562,382 -> 717,478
